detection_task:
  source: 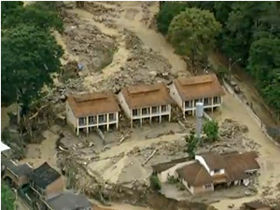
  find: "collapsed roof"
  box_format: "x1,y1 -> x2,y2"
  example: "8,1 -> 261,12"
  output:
31,162 -> 61,189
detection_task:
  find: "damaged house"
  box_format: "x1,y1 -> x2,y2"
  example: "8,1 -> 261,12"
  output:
169,74 -> 224,116
170,151 -> 260,195
66,92 -> 120,135
30,162 -> 64,200
45,191 -> 92,210
2,159 -> 33,189
118,83 -> 173,127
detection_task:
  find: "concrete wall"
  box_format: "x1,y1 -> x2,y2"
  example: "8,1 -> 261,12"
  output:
117,92 -> 131,119
169,83 -> 183,110
179,175 -> 214,195
66,101 -> 76,129
45,177 -> 64,200
192,184 -> 214,194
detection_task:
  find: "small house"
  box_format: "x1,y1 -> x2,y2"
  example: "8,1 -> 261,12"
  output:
2,159 -> 33,189
174,151 -> 260,195
169,74 -> 224,116
66,92 -> 120,135
176,161 -> 214,194
118,83 -> 173,127
30,162 -> 64,200
45,191 -> 92,210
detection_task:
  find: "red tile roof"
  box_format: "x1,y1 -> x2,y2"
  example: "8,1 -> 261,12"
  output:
176,161 -> 213,186
67,92 -> 120,118
120,83 -> 173,109
174,74 -> 224,100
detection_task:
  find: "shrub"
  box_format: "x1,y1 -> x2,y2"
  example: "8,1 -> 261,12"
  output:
150,175 -> 161,191
1,183 -> 16,210
203,120 -> 219,142
167,175 -> 178,184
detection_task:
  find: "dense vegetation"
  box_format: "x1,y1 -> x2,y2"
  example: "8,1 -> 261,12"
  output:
168,8 -> 221,65
157,2 -> 280,117
1,2 -> 63,114
185,131 -> 200,159
203,120 -> 219,142
1,183 -> 16,210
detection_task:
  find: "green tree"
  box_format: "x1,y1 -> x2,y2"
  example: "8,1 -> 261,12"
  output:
156,2 -> 188,35
221,2 -> 277,65
185,131 -> 200,159
247,38 -> 280,113
1,183 -> 15,210
203,120 -> 219,142
1,1 -> 63,113
213,2 -> 234,26
2,24 -> 63,113
2,2 -> 63,31
150,174 -> 161,191
168,8 -> 221,65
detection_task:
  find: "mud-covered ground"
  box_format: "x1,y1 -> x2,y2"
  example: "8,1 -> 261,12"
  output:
2,2 -> 280,210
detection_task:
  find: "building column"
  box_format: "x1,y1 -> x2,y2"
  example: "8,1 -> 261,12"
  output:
182,102 -> 186,119
76,119 -> 79,136
168,105 -> 171,122
130,110 -> 133,128
149,107 -> 152,124
159,106 -> 162,123
107,113 -> 109,131
97,114 -> 99,130
116,112 -> 119,129
140,109 -> 143,127
192,100 -> 195,116
86,116 -> 89,135
211,97 -> 214,113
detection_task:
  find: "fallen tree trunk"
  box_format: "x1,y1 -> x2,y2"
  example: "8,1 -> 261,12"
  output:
142,149 -> 157,166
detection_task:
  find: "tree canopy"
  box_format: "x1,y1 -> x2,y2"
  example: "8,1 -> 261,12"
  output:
168,8 -> 221,65
1,183 -> 15,210
157,2 -> 280,116
1,2 -> 63,113
203,120 -> 219,142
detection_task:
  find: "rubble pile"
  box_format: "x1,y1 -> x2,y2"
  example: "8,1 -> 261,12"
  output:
86,31 -> 174,93
58,149 -> 151,205
83,2 -> 119,27
140,2 -> 152,26
201,119 -> 260,154
62,11 -> 117,73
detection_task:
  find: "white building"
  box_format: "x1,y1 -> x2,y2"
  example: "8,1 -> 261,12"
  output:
172,151 -> 259,195
66,92 -> 120,135
117,83 -> 173,127
169,74 -> 224,116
